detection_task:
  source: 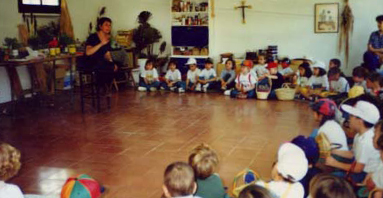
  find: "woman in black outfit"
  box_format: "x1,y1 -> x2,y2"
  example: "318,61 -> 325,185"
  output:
85,17 -> 117,87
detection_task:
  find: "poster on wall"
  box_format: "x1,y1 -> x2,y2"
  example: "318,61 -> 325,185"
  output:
315,3 -> 339,33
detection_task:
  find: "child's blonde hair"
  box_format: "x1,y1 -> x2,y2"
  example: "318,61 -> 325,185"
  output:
188,143 -> 218,180
0,143 -> 21,181
164,161 -> 195,197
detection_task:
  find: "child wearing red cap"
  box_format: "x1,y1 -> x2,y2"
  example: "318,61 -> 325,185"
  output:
229,60 -> 257,99
279,58 -> 294,81
261,61 -> 284,99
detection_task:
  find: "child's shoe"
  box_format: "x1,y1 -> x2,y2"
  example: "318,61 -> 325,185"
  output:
160,87 -> 165,90
150,87 -> 157,92
224,90 -> 231,96
178,88 -> 185,93
202,84 -> 209,93
170,87 -> 176,92
138,87 -> 147,92
196,84 -> 202,92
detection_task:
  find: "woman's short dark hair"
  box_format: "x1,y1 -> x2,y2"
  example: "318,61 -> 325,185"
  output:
97,17 -> 112,31
330,59 -> 341,68
299,62 -> 313,78
376,15 -> 383,22
352,66 -> 368,78
367,72 -> 382,82
316,68 -> 327,77
225,58 -> 236,70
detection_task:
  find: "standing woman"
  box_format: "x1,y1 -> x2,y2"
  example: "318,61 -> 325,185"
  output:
85,17 -> 117,88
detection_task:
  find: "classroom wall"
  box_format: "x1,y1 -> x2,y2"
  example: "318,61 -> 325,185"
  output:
0,0 -> 382,83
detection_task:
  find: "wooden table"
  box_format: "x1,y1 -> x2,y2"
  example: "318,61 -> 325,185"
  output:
0,53 -> 82,105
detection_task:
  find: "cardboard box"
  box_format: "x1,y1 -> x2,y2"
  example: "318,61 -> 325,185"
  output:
55,78 -> 64,90
55,68 -> 66,79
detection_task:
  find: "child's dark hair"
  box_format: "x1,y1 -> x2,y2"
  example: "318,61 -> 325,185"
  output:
225,58 -> 236,70
310,174 -> 356,198
328,67 -> 341,77
299,62 -> 312,78
367,72 -> 383,86
376,15 -> 383,22
352,66 -> 368,78
96,17 -> 112,31
239,184 -> 273,198
377,121 -> 383,150
145,59 -> 154,67
315,68 -> 327,77
330,59 -> 341,68
319,114 -> 335,127
168,60 -> 178,69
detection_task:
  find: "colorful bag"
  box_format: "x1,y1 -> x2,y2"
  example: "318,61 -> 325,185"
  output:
232,169 -> 261,197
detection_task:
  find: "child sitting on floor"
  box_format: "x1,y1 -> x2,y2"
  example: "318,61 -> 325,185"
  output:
266,62 -> 284,99
138,59 -> 160,92
255,143 -> 308,198
325,101 -> 381,184
309,174 -> 356,198
278,58 -> 294,81
229,60 -> 257,99
238,184 -> 273,198
0,142 -> 23,198
219,59 -> 236,91
162,162 -> 201,198
188,143 -> 227,198
306,61 -> 329,99
295,62 -> 313,97
186,58 -> 201,91
328,67 -> 350,94
251,55 -> 269,80
352,66 -> 369,90
196,58 -> 217,93
366,72 -> 383,100
161,60 -> 185,93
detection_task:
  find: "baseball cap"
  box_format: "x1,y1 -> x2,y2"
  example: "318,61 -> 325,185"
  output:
341,101 -> 380,124
311,61 -> 326,70
310,99 -> 337,116
186,58 -> 197,65
277,143 -> 308,182
61,174 -> 102,198
242,60 -> 254,68
267,62 -> 278,69
280,58 -> 291,68
348,86 -> 365,98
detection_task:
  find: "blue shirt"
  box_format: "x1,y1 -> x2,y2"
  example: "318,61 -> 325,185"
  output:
368,31 -> 383,49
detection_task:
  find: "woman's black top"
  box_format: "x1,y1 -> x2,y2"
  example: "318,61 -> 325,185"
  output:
85,33 -> 112,68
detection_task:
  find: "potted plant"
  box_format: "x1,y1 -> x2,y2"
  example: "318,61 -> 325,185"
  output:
133,11 -> 168,72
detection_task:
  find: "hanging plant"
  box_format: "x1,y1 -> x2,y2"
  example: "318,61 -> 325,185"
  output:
338,0 -> 354,67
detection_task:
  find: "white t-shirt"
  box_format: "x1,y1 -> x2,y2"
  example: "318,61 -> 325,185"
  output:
0,182 -> 24,198
308,75 -> 329,90
353,81 -> 368,91
165,69 -> 181,82
251,64 -> 269,78
256,180 -> 304,198
235,73 -> 257,91
187,69 -> 201,83
353,128 -> 381,173
372,162 -> 383,189
199,68 -> 216,80
330,77 -> 350,93
140,69 -> 159,82
318,120 -> 349,151
279,67 -> 294,76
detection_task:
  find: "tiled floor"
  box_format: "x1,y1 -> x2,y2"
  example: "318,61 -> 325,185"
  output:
0,89 -> 316,197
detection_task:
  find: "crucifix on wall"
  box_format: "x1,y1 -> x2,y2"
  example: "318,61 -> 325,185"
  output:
235,1 -> 252,24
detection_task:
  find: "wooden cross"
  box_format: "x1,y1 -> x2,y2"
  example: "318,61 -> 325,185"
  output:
235,1 -> 252,24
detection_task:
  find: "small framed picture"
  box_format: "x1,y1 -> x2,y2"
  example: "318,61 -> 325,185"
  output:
315,3 -> 339,33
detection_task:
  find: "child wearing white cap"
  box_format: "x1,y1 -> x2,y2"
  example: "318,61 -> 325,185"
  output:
255,143 -> 308,198
325,101 -> 381,183
186,58 -> 201,91
308,61 -> 329,91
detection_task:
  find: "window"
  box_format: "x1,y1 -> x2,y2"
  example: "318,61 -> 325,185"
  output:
18,0 -> 61,13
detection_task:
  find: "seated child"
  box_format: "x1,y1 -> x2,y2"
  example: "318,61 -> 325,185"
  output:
162,162 -> 201,198
250,55 -> 269,80
278,58 -> 294,81
309,174 -> 356,198
366,72 -> 383,100
186,58 -> 201,91
325,101 -> 381,184
138,59 -> 160,92
229,60 -> 257,99
0,142 -> 23,198
264,62 -> 284,100
255,143 -> 308,198
356,120 -> 383,198
161,60 -> 185,93
196,58 -> 217,93
328,67 -> 350,94
295,62 -> 313,97
219,59 -> 236,91
238,184 -> 273,198
188,143 -> 227,198
352,66 -> 369,90
305,61 -> 329,99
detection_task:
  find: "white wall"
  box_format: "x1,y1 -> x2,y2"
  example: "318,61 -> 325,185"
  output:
1,0 -> 382,74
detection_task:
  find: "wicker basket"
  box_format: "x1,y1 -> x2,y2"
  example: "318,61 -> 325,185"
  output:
275,83 -> 296,101
256,78 -> 271,100
232,169 -> 261,198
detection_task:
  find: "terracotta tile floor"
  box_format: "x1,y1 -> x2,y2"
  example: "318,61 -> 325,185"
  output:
0,89 -> 316,198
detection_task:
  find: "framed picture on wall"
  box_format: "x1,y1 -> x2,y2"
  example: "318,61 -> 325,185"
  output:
315,3 -> 339,33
